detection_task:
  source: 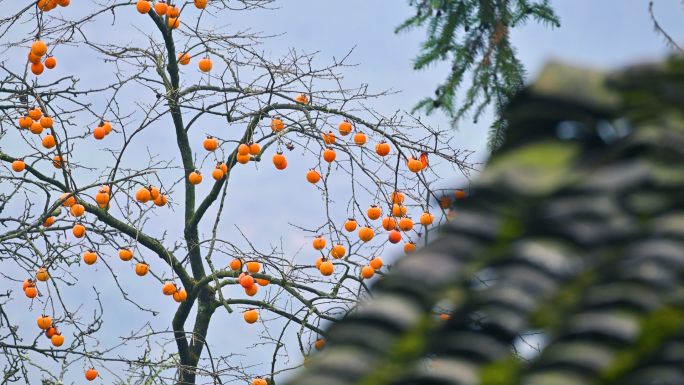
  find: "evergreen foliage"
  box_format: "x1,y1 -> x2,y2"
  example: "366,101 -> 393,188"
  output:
396,0 -> 560,151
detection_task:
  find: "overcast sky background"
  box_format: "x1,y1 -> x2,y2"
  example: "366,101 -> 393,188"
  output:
4,0 -> 684,383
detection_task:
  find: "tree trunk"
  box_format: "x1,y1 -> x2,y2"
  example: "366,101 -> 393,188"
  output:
178,287 -> 217,384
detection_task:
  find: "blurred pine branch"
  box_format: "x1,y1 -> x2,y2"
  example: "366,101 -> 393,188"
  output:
396,0 -> 560,151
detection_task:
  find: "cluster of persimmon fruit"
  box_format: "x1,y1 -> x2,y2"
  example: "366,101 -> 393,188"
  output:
39,183 -> 167,236
309,226 -> 379,279
194,117 -> 424,181
186,136 -> 260,184
312,234 -> 385,280
188,116 -> 451,283
27,41 -> 57,76
12,108 -> 118,173
35,314 -> 65,347
231,259 -> 268,293
19,183 -> 177,381
135,0 -> 188,31
37,0 -> 70,11
439,189 -> 467,221
308,189 -> 467,280
33,312 -> 99,379
226,259 -> 272,324
22,186 -> 168,299
136,0 -> 216,73
270,118 -> 424,176
90,120 -> 114,140
23,272 -> 67,346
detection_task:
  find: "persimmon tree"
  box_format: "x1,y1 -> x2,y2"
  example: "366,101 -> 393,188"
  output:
0,1 -> 476,384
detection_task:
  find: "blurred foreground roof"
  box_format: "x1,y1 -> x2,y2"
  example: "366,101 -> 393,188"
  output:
286,58 -> 684,385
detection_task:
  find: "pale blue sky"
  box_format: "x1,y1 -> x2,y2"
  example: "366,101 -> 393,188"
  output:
5,0 -> 684,383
